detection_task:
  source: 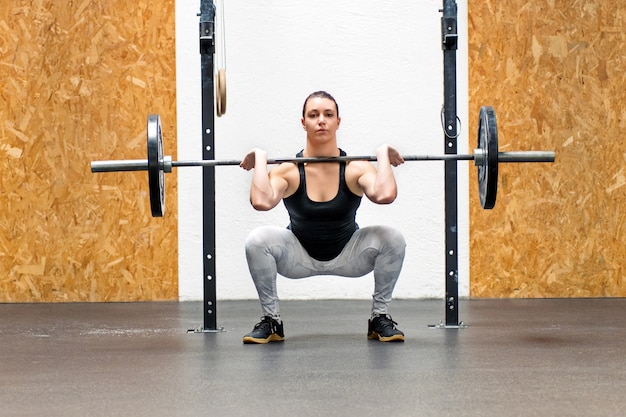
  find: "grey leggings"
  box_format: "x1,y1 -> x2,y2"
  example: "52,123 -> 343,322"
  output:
245,225 -> 406,318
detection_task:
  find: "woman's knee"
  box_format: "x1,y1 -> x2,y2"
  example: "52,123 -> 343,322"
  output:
376,226 -> 405,248
245,226 -> 293,255
245,226 -> 274,253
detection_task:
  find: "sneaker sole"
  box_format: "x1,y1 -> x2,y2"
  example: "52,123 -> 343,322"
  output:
242,334 -> 285,344
368,332 -> 405,342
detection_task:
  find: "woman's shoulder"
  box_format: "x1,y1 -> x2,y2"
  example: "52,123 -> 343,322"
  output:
270,161 -> 301,190
345,159 -> 375,174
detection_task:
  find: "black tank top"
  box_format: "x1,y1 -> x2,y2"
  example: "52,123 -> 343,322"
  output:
283,149 -> 362,261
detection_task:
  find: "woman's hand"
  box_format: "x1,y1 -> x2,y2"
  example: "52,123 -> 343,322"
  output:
240,148 -> 267,171
377,144 -> 404,167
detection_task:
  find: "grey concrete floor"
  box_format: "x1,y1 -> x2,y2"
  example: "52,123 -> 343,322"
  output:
0,298 -> 625,417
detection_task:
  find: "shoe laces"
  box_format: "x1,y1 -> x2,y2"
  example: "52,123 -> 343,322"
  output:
375,314 -> 398,329
255,316 -> 278,332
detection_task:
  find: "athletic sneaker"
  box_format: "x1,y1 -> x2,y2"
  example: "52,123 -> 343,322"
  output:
242,316 -> 285,344
367,314 -> 405,342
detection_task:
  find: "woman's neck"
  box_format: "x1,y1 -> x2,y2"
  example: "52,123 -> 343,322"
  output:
303,140 -> 340,158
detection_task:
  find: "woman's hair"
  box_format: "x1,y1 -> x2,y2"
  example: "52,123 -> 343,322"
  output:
302,91 -> 339,118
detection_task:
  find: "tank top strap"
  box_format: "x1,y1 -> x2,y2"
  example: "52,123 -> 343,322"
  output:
338,148 -> 347,184
296,150 -> 305,182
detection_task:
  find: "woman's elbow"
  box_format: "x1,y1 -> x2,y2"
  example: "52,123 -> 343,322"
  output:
250,197 -> 277,211
370,190 -> 397,205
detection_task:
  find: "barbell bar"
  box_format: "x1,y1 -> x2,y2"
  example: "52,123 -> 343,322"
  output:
90,150 -> 552,171
90,107 -> 556,216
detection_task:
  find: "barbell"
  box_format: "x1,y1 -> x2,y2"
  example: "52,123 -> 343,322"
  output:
90,106 -> 555,217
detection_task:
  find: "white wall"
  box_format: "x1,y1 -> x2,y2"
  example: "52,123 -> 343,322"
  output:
176,0 -> 469,302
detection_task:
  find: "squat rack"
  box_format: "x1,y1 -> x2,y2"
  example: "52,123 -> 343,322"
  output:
194,0 -> 466,332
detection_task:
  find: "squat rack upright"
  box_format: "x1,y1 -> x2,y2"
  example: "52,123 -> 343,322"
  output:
197,0 -> 219,332
438,0 -> 466,328
194,0 -> 466,331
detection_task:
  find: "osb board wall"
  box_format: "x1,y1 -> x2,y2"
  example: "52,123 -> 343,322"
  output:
0,1 -> 177,301
468,1 -> 625,297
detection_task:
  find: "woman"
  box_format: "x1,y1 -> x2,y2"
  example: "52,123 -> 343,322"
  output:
239,91 -> 406,343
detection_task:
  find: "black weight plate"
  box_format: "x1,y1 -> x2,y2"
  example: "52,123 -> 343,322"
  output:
147,114 -> 165,217
477,106 -> 498,209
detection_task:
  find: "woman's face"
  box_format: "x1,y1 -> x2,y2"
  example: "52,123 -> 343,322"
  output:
301,97 -> 341,140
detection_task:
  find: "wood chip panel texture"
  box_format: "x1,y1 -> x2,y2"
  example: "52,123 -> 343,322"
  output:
468,1 -> 625,297
0,1 -> 177,301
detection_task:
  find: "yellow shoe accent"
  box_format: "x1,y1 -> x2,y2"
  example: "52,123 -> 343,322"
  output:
242,333 -> 284,344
